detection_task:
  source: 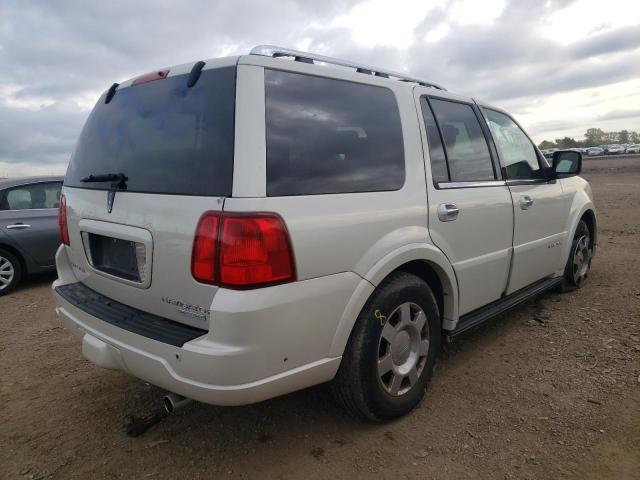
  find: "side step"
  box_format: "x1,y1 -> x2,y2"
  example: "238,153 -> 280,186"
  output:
445,276 -> 563,342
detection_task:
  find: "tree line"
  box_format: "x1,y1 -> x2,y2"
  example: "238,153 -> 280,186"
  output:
538,128 -> 640,149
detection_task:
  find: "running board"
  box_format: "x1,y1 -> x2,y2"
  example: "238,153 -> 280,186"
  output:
445,277 -> 563,342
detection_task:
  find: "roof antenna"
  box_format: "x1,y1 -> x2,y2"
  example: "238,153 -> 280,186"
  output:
105,83 -> 119,104
187,61 -> 206,88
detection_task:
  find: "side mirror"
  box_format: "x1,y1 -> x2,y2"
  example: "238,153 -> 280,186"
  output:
551,150 -> 582,178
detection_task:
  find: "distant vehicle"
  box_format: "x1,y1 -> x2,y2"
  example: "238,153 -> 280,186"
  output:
0,176 -> 63,295
606,145 -> 625,155
625,144 -> 640,154
587,147 -> 605,156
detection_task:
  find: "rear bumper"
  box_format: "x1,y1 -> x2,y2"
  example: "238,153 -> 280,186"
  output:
53,248 -> 360,406
54,283 -> 346,406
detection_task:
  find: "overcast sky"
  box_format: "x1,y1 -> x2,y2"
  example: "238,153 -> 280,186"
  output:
1,0 -> 639,177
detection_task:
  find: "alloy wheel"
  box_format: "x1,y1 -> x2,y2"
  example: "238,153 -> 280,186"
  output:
0,256 -> 15,291
572,235 -> 591,286
377,302 -> 430,397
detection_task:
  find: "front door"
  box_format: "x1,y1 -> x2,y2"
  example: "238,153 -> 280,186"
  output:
417,91 -> 514,316
480,108 -> 570,294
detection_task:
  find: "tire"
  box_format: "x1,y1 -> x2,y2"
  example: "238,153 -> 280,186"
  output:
558,220 -> 592,292
0,249 -> 22,296
331,272 -> 441,421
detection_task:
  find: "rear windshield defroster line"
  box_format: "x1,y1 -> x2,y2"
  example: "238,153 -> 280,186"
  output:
65,66 -> 236,197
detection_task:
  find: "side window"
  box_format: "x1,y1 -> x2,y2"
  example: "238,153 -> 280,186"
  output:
265,70 -> 405,196
482,108 -> 542,180
420,97 -> 449,183
3,182 -> 62,210
429,98 -> 495,182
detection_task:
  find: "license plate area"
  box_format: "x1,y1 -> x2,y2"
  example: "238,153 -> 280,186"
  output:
83,233 -> 142,282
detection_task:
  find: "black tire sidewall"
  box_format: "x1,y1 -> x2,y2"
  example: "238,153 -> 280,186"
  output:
0,249 -> 22,296
355,274 -> 441,420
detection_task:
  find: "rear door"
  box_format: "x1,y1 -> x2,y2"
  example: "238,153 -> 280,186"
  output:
416,90 -> 514,316
480,107 -> 570,293
61,61 -> 236,328
0,181 -> 62,267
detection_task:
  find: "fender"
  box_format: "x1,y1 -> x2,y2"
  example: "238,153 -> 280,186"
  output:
558,178 -> 597,275
329,243 -> 458,357
0,231 -> 39,275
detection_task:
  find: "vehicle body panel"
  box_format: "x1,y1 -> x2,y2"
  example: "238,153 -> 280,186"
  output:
0,208 -> 60,267
62,186 -> 223,329
54,245 -> 353,405
415,87 -> 514,316
506,181 -> 569,294
0,176 -> 63,273
558,176 -> 597,265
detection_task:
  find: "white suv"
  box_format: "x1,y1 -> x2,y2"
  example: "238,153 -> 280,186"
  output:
54,46 -> 597,420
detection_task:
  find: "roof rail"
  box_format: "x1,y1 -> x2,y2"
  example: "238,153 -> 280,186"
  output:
249,45 -> 446,91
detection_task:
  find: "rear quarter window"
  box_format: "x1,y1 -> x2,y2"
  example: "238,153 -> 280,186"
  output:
265,70 -> 405,196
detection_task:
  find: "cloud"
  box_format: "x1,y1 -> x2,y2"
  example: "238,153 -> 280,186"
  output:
598,109 -> 640,121
0,0 -> 639,175
569,25 -> 640,59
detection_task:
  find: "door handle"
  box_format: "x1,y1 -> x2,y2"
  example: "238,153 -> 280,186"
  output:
6,223 -> 31,229
437,203 -> 459,222
519,196 -> 534,210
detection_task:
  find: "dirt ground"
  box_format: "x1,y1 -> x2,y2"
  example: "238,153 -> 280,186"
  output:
1,156 -> 639,480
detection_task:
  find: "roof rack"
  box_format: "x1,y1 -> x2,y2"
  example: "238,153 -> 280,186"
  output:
249,45 -> 446,91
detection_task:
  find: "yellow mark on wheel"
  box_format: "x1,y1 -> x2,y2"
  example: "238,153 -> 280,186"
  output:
374,309 -> 387,326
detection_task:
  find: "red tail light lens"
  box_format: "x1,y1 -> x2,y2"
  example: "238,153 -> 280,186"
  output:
219,213 -> 295,288
58,194 -> 70,246
191,212 -> 220,285
191,212 -> 296,289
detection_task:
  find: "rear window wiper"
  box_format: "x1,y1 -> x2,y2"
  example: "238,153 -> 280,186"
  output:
81,172 -> 128,189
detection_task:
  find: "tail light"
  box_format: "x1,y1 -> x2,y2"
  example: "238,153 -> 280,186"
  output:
191,214 -> 219,285
191,212 -> 296,289
58,194 -> 70,246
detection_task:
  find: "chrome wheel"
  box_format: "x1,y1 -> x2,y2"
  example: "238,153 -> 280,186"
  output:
0,255 -> 15,291
572,235 -> 591,286
377,302 -> 430,397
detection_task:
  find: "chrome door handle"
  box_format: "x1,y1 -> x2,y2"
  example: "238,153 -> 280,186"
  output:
6,223 -> 31,229
519,196 -> 534,210
437,203 -> 459,222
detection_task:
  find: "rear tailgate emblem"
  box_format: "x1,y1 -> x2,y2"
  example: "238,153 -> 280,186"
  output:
107,191 -> 115,213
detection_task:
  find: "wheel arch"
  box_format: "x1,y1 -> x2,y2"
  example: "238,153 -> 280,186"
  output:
560,203 -> 597,271
329,244 -> 458,357
0,242 -> 27,276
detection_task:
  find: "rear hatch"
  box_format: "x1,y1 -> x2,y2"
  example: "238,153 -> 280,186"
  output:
62,64 -> 236,329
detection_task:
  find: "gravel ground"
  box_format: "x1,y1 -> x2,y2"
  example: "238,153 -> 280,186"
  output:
1,156 -> 639,480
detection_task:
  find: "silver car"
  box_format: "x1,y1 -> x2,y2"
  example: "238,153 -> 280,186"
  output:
625,144 -> 640,154
606,145 -> 625,155
0,176 -> 63,295
53,46 -> 596,420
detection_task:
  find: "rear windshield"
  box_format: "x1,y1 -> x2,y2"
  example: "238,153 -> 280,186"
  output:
65,66 -> 236,196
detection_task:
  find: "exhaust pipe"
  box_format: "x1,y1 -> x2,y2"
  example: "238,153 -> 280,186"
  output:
163,392 -> 192,414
